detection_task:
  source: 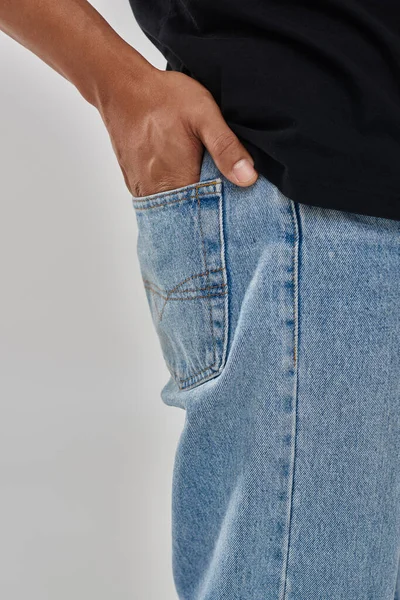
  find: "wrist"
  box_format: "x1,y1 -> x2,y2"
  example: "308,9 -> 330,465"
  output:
73,28 -> 156,112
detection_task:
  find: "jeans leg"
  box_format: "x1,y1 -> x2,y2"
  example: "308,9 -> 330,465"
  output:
282,203 -> 400,600
159,154 -> 400,599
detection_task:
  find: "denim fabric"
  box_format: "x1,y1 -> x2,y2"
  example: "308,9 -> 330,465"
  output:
132,149 -> 400,599
132,178 -> 228,390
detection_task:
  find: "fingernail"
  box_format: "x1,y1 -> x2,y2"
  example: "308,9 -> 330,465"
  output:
232,158 -> 256,183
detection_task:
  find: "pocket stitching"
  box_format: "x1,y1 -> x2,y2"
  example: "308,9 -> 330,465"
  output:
132,178 -> 221,205
142,267 -> 225,295
143,268 -> 227,323
196,183 -> 218,381
144,284 -> 227,301
174,183 -> 228,389
135,180 -> 228,391
169,363 -> 221,387
144,284 -> 227,323
144,284 -> 227,297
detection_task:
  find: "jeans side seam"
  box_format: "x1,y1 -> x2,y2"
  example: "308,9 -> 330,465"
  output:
280,199 -> 301,600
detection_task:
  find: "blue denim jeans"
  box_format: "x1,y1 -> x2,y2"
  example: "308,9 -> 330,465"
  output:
132,148 -> 400,600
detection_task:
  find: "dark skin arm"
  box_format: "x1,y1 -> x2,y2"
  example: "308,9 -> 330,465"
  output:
0,0 -> 258,196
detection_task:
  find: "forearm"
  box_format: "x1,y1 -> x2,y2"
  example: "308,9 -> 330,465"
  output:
0,0 -> 154,109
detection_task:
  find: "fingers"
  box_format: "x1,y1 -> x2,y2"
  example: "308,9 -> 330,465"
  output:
195,101 -> 258,187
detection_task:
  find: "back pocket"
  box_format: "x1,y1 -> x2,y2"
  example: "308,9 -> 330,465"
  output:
132,178 -> 229,391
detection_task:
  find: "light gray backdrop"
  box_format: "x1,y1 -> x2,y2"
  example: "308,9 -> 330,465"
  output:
0,1 -> 184,598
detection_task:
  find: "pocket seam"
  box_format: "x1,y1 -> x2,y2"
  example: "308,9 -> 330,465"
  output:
169,362 -> 222,387
173,182 -> 228,391
132,178 -> 222,210
142,267 -> 227,324
196,182 -> 218,387
134,178 -> 229,391
144,285 -> 227,323
142,267 -> 225,296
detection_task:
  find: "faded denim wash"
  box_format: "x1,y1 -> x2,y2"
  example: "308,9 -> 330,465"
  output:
132,148 -> 400,600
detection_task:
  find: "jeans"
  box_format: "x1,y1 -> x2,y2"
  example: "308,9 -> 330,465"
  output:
132,148 -> 400,599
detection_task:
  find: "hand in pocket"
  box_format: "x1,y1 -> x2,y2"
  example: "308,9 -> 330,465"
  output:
98,66 -> 258,197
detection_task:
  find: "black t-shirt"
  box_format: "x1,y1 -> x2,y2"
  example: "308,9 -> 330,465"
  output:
128,0 -> 400,221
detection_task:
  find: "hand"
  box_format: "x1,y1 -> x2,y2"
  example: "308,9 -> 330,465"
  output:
97,64 -> 258,197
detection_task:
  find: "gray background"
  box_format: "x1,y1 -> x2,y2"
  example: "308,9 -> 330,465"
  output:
0,1 -> 184,597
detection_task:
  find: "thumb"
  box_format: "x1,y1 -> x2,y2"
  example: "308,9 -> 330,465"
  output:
196,103 -> 258,187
